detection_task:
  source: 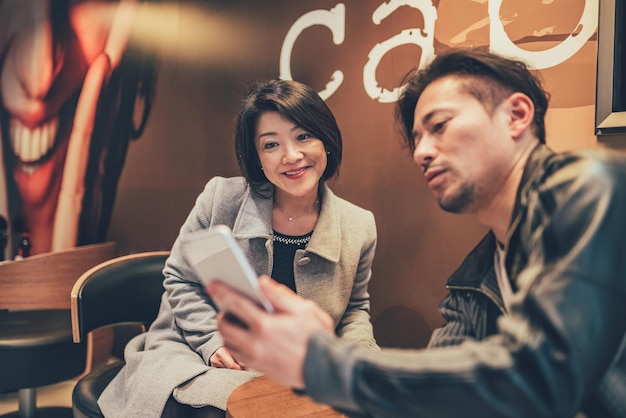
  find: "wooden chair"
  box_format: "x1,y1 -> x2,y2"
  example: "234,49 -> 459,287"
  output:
70,251 -> 169,418
0,242 -> 117,418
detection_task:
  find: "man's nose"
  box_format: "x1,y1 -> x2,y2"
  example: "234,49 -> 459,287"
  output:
412,135 -> 435,168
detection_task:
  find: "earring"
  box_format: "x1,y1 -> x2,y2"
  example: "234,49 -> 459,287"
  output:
326,151 -> 331,155
260,167 -> 264,171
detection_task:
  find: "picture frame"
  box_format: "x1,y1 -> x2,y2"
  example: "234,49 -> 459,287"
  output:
595,0 -> 626,138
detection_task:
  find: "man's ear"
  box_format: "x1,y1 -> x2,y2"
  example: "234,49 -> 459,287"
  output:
507,92 -> 534,140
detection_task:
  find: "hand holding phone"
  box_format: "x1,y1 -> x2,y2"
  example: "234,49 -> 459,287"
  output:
181,225 -> 274,312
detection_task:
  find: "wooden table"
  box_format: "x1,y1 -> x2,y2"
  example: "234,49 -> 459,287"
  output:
226,376 -> 347,418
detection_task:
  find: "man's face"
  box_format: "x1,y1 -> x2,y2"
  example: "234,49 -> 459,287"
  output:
411,76 -> 514,214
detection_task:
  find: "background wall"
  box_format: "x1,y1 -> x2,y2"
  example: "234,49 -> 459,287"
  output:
106,0 -> 604,348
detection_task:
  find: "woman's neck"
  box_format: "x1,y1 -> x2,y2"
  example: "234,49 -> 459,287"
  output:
272,190 -> 320,234
273,189 -> 320,214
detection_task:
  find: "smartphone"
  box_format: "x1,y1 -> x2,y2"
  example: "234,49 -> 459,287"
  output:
181,224 -> 274,312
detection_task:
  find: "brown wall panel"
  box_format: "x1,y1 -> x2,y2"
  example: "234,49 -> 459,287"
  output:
100,0 -> 599,348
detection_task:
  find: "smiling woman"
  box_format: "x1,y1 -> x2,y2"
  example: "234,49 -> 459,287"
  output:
254,111 -> 327,234
96,78 -> 379,418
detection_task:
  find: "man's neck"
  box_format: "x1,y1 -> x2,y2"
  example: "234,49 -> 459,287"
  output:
476,140 -> 538,244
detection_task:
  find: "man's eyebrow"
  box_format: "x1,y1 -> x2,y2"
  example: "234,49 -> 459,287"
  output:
420,110 -> 437,127
412,109 -> 436,138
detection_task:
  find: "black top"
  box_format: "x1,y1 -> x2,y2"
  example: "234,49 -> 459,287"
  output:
271,230 -> 313,292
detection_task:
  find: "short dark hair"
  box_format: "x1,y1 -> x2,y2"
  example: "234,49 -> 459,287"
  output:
234,78 -> 342,197
396,47 -> 550,152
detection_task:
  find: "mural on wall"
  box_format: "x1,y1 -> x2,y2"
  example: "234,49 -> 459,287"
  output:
0,0 -> 157,259
269,0 -> 597,348
0,0 -> 600,346
279,0 -> 597,105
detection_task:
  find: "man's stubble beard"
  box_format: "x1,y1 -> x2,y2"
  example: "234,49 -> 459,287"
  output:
438,183 -> 475,214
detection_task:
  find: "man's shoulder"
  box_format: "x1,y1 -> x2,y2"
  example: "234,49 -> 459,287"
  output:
542,148 -> 626,190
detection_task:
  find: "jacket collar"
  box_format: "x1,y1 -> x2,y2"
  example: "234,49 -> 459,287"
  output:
504,144 -> 554,277
507,144 -> 554,239
446,144 -> 555,306
447,233 -> 498,286
306,184 -> 341,263
230,182 -> 341,263
230,185 -> 273,240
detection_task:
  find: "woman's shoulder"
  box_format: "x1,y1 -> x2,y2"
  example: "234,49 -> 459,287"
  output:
325,187 -> 376,229
205,175 -> 247,188
335,196 -> 374,218
326,187 -> 372,214
202,176 -> 249,196
195,176 -> 251,210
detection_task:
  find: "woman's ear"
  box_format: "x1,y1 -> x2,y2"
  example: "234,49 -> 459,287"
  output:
507,92 -> 534,140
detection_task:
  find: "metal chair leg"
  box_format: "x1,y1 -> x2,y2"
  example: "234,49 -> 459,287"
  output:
17,388 -> 35,418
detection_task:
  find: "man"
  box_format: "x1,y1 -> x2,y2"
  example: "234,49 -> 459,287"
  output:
206,48 -> 626,417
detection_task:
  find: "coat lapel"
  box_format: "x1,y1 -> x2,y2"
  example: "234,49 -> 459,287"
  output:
304,184 -> 341,263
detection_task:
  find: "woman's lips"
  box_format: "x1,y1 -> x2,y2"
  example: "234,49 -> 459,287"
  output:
283,167 -> 308,178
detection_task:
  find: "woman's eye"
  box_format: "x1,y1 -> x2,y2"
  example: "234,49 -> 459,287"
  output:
297,133 -> 311,141
263,141 -> 277,150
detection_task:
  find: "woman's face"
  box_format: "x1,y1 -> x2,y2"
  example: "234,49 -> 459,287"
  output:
254,111 -> 327,201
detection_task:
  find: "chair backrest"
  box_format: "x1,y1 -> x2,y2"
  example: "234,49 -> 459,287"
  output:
0,242 -> 118,310
70,251 -> 170,343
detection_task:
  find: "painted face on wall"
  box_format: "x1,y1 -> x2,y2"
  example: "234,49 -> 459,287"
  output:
0,0 -> 155,256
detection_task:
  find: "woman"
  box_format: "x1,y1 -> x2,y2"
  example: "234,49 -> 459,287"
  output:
98,79 -> 378,417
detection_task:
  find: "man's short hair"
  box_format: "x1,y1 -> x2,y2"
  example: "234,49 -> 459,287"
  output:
396,47 -> 550,152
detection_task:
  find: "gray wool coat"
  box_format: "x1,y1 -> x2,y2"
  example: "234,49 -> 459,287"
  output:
98,176 -> 378,417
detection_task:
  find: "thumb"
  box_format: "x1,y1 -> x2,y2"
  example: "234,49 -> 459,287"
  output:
258,275 -> 305,313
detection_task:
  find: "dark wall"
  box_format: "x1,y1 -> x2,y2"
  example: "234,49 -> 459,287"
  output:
107,0 -> 599,348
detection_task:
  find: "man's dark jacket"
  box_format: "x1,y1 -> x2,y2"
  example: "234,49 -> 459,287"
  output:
305,145 -> 626,418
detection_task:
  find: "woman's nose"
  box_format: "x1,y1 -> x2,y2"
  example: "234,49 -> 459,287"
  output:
282,143 -> 303,164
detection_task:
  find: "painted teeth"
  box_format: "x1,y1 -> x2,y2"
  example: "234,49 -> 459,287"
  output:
10,116 -> 58,164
